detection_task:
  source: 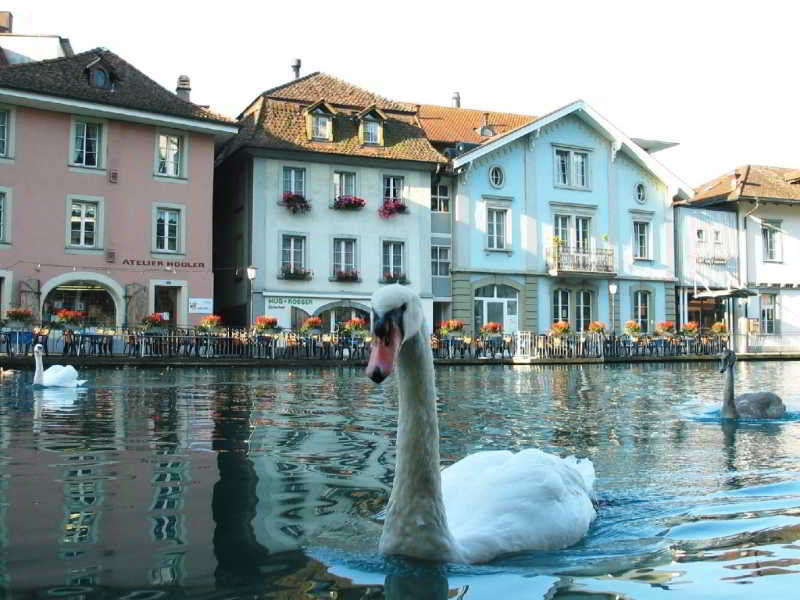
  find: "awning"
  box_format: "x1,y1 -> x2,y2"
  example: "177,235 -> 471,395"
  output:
693,288 -> 758,299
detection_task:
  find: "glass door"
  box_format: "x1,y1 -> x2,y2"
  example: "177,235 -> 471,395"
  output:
154,286 -> 179,326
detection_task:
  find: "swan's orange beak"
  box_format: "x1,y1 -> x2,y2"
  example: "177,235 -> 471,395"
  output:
366,324 -> 402,383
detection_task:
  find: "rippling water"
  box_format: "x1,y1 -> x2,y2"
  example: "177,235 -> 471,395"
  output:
0,361 -> 799,599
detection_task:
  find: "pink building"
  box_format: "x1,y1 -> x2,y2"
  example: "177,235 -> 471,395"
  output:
0,48 -> 237,327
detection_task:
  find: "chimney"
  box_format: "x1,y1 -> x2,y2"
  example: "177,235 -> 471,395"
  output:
483,112 -> 489,127
176,75 -> 191,101
291,58 -> 301,80
452,91 -> 461,108
0,11 -> 12,33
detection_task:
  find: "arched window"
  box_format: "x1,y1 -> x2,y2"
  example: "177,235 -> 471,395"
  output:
576,290 -> 592,332
633,290 -> 650,332
553,289 -> 570,323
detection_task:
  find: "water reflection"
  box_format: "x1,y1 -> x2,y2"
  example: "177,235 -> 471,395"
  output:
383,557 -> 449,600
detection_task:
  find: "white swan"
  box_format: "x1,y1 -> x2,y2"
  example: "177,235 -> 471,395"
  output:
32,343 -> 87,387
719,349 -> 785,419
366,285 -> 596,564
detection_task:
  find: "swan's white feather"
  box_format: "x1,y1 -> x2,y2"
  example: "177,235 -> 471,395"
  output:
441,448 -> 596,563
41,364 -> 86,387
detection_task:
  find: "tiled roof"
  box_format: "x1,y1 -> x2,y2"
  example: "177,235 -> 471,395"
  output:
417,104 -> 536,144
225,97 -> 445,164
0,48 -> 234,124
693,165 -> 800,204
261,72 -> 417,113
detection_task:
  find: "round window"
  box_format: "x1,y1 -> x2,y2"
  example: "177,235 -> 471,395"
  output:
635,183 -> 646,204
489,166 -> 505,188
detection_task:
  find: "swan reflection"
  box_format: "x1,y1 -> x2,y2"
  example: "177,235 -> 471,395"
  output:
33,386 -> 82,409
383,557 -> 449,600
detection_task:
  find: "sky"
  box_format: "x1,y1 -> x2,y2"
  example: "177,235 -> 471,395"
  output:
6,0 -> 799,187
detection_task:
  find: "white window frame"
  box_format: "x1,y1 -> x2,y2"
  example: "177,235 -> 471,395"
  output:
632,290 -> 651,333
0,187 -> 11,245
69,116 -> 107,170
154,129 -> 188,179
431,245 -> 450,277
553,214 -> 570,246
0,104 -> 15,161
333,171 -> 356,199
760,293 -> 778,334
489,165 -> 505,189
332,237 -> 357,275
311,112 -> 331,141
553,288 -> 570,323
280,233 -> 307,274
283,167 -> 306,196
363,119 -> 380,144
484,197 -> 513,252
633,221 -> 651,260
761,220 -> 782,262
431,184 -> 450,212
634,182 -> 646,204
65,194 -> 104,252
576,290 -> 592,332
553,145 -> 591,190
382,239 -> 405,279
151,202 -> 186,255
487,207 -> 509,250
696,228 -> 705,244
383,175 -> 404,202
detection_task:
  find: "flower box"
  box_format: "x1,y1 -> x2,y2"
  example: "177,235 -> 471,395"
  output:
588,321 -> 607,334
682,321 -> 700,336
382,272 -> 408,284
656,321 -> 675,336
197,314 -> 222,332
278,193 -> 311,214
301,316 -> 323,334
5,307 -> 33,323
438,319 -> 465,336
332,195 -> 366,210
480,321 -> 503,335
142,312 -> 166,329
254,315 -> 279,333
550,320 -> 570,336
281,267 -> 313,280
378,199 -> 408,218
334,270 -> 360,282
342,317 -> 368,335
624,320 -> 642,336
711,321 -> 727,335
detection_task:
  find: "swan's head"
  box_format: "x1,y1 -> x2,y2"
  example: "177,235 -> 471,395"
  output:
33,343 -> 44,357
719,349 -> 736,373
366,284 -> 424,383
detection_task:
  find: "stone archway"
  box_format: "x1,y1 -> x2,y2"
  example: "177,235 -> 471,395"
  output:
313,299 -> 371,334
40,272 -> 125,328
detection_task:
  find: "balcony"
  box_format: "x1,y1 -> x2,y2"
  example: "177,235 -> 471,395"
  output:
545,246 -> 615,277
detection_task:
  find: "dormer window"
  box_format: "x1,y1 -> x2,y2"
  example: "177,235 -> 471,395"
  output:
363,119 -> 380,144
93,68 -> 109,89
357,105 -> 386,147
304,100 -> 336,142
85,57 -> 117,91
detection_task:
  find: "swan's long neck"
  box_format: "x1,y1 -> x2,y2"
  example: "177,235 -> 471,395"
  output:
379,328 -> 462,563
33,352 -> 44,386
721,363 -> 738,419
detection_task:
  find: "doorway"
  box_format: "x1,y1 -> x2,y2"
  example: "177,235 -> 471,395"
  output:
154,285 -> 180,327
473,284 -> 519,333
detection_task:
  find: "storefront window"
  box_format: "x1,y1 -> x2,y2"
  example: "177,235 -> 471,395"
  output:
43,281 -> 116,326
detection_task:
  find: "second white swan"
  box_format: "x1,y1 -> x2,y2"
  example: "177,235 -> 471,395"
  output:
33,343 -> 87,387
366,285 -> 596,564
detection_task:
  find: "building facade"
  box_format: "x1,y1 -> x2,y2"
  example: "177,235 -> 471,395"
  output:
0,48 -> 236,327
214,72 -> 445,331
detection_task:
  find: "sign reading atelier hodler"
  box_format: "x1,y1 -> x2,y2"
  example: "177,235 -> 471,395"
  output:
121,259 -> 206,268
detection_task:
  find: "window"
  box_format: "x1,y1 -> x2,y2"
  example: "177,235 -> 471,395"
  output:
489,166 -> 505,188
155,208 -> 180,252
762,221 -> 781,261
575,217 -> 590,253
333,172 -> 355,198
72,119 -> 102,167
332,238 -> 356,275
157,133 -> 185,177
633,290 -> 650,332
383,241 -> 404,277
363,119 -> 380,144
553,147 -> 590,189
70,201 -> 98,247
311,112 -> 331,140
633,221 -> 650,259
696,229 -> 705,243
431,246 -> 450,276
283,167 -> 305,196
383,176 -> 404,201
635,183 -> 646,204
487,207 -> 507,250
0,109 -> 8,157
577,290 -> 592,332
760,293 -> 778,334
431,184 -> 450,212
554,214 -> 570,246
553,289 -> 570,323
282,235 -> 306,273
714,230 -> 722,244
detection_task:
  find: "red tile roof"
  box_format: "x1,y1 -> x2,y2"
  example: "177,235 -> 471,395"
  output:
417,104 -> 536,144
693,165 -> 800,204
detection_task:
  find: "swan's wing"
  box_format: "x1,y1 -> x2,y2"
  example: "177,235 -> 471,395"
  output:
442,448 -> 596,563
43,365 -> 84,387
736,392 -> 786,418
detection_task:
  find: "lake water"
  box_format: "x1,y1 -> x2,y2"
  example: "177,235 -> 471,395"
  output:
0,361 -> 799,599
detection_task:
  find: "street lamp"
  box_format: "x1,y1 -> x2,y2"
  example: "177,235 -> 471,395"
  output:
609,283 -> 618,335
246,265 -> 257,328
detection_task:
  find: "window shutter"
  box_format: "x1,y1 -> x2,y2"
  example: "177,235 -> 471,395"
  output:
305,114 -> 312,141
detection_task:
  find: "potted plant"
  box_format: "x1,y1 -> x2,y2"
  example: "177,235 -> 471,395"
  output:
278,192 -> 311,214
624,319 -> 642,337
480,321 -> 503,336
141,312 -> 167,332
550,320 -> 570,337
53,308 -> 85,331
281,266 -> 312,280
197,314 -> 222,332
5,307 -> 33,328
682,321 -> 700,337
656,321 -> 675,337
378,198 -> 408,218
254,315 -> 279,333
588,321 -> 607,335
301,316 -> 323,335
333,195 -> 366,210
383,272 -> 408,284
711,321 -> 727,336
342,317 -> 368,336
334,269 -> 360,282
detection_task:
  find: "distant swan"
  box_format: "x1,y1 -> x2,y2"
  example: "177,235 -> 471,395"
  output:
719,349 -> 785,418
366,285 -> 596,564
33,343 -> 87,387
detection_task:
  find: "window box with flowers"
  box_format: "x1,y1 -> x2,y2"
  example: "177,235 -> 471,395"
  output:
197,314 -> 222,332
550,320 -> 570,337
480,321 -> 503,337
53,308 -> 85,330
624,320 -> 642,337
332,196 -> 366,210
4,307 -> 33,328
280,266 -> 313,280
378,199 -> 408,219
341,317 -> 368,336
254,315 -> 279,334
655,321 -> 675,337
333,269 -> 360,282
711,321 -> 727,336
141,312 -> 167,332
438,319 -> 465,337
682,321 -> 700,337
278,192 -> 311,214
301,316 -> 323,335
588,321 -> 607,335
381,272 -> 408,285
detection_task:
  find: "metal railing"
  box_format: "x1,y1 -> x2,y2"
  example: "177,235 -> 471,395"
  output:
545,246 -> 615,274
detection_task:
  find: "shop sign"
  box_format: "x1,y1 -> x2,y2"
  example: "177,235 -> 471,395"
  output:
267,296 -> 314,310
122,259 -> 206,268
189,298 -> 213,314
